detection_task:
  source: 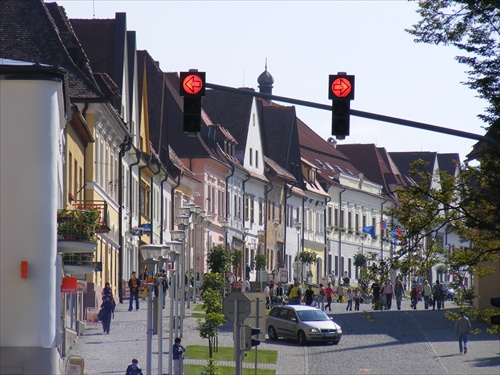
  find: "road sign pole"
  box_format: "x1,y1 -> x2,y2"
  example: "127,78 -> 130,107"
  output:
254,297 -> 259,375
234,299 -> 242,375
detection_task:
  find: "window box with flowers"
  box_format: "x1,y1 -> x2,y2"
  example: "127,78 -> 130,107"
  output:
57,205 -> 101,242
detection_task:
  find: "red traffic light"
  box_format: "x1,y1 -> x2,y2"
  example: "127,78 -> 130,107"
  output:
180,71 -> 205,96
329,74 -> 355,100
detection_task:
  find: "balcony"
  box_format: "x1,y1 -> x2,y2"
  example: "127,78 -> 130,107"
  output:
57,203 -> 108,254
62,252 -> 96,274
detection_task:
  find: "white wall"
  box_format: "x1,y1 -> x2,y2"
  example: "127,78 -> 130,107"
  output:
0,78 -> 65,348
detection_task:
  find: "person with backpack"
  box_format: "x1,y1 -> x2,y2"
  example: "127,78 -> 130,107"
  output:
125,358 -> 143,375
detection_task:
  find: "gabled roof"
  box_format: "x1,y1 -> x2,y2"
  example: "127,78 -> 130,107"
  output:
0,0 -> 103,100
437,153 -> 460,177
297,118 -> 365,187
264,156 -> 297,183
202,88 -> 254,154
336,143 -> 406,198
389,151 -> 437,185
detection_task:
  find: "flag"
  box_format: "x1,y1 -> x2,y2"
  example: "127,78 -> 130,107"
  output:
380,220 -> 387,230
391,229 -> 403,244
363,226 -> 376,238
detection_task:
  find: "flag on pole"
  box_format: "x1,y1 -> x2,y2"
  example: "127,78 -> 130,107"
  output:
380,220 -> 387,230
363,226 -> 376,238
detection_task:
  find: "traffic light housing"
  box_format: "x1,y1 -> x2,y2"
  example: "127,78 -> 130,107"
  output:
329,74 -> 355,140
179,71 -> 206,136
241,324 -> 260,351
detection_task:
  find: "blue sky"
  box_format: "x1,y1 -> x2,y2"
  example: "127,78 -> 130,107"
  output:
57,0 -> 488,162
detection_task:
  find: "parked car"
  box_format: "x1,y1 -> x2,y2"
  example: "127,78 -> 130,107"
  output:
265,305 -> 342,346
441,282 -> 457,301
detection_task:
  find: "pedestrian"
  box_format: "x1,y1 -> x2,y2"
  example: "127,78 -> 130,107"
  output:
172,337 -> 186,375
243,278 -> 251,293
410,283 -> 420,309
305,285 -> 315,306
343,271 -> 350,287
325,282 -> 335,311
159,270 -> 168,308
370,280 -> 381,310
422,279 -> 432,309
125,358 -> 143,375
264,283 -> 271,309
274,282 -> 284,305
394,279 -> 404,310
100,296 -> 113,334
353,287 -> 361,311
346,288 -> 353,311
432,280 -> 442,310
336,282 -> 344,303
228,272 -> 236,289
289,282 -> 302,305
383,280 -> 394,310
317,283 -> 326,311
102,282 -> 116,317
455,311 -> 471,354
440,282 -> 447,309
128,271 -> 141,311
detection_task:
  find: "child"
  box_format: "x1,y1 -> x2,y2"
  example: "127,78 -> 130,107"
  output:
346,288 -> 354,311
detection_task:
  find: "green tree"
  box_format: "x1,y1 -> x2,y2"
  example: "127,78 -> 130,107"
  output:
206,245 -> 232,274
407,0 -> 500,123
254,253 -> 267,283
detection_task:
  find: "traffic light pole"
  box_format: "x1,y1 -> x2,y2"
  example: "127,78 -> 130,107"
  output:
205,83 -> 500,149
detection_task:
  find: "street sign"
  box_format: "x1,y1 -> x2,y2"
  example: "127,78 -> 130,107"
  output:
223,291 -> 251,322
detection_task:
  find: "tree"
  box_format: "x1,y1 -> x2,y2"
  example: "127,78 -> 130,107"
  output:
206,245 -> 231,274
407,0 -> 500,123
254,253 -> 267,284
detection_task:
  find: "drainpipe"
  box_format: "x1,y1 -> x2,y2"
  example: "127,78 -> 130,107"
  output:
338,187 -> 346,285
118,135 -> 133,303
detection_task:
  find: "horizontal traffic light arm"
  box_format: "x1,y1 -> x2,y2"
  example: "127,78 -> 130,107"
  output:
205,82 -> 500,148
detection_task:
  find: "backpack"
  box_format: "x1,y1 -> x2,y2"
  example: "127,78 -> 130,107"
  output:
126,364 -> 142,375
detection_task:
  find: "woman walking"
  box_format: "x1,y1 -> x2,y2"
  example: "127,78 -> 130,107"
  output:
394,280 -> 404,310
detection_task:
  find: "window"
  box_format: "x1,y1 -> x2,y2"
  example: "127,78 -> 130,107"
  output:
250,198 -> 255,223
334,208 -> 339,226
355,213 -> 359,231
259,199 -> 264,225
139,182 -> 151,218
249,148 -> 253,166
340,209 -> 344,227
347,211 -> 352,229
327,206 -> 332,227
256,150 -> 259,168
244,195 -> 249,221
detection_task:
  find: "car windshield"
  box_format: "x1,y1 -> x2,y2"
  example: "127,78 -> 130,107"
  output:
297,309 -> 329,322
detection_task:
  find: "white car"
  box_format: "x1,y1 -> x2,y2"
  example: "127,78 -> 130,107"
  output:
266,305 -> 342,346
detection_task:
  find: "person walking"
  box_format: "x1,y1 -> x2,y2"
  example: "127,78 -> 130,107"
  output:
410,283 -> 420,309
289,282 -> 302,305
325,283 -> 335,311
125,358 -> 143,375
353,287 -> 362,311
394,279 -> 404,310
317,283 -> 326,311
336,283 -> 344,303
264,283 -> 271,309
274,282 -> 284,305
455,311 -> 471,354
128,271 -> 141,311
346,288 -> 353,311
304,285 -> 315,306
100,296 -> 113,334
172,337 -> 186,375
383,280 -> 394,310
432,280 -> 442,310
370,280 -> 381,310
422,280 -> 432,309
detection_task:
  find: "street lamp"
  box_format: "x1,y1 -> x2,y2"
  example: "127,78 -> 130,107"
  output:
139,244 -> 165,375
165,247 -> 179,375
171,226 -> 186,338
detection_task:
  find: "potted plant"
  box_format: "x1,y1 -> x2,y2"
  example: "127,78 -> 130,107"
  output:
57,205 -> 101,242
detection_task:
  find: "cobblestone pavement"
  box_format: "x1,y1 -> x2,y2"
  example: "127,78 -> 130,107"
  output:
67,295 -> 500,374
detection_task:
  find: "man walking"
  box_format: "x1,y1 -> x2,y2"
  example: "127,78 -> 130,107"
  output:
455,311 -> 471,354
172,337 -> 186,374
128,271 -> 141,311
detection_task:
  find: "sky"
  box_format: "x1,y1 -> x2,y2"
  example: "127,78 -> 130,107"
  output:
56,0 -> 489,162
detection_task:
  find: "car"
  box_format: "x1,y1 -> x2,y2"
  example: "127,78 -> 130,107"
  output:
441,282 -> 457,301
265,305 -> 342,346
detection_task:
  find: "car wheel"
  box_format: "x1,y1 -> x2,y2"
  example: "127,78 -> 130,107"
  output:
298,330 -> 307,346
268,326 -> 278,340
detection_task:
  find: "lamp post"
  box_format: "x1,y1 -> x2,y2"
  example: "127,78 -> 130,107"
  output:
165,247 -> 179,375
294,221 -> 302,282
171,225 -> 187,338
242,227 -> 249,282
139,244 -> 166,375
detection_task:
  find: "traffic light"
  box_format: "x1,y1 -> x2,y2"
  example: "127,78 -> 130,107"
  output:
491,297 -> 500,325
241,324 -> 261,351
179,71 -> 206,136
329,73 -> 355,140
